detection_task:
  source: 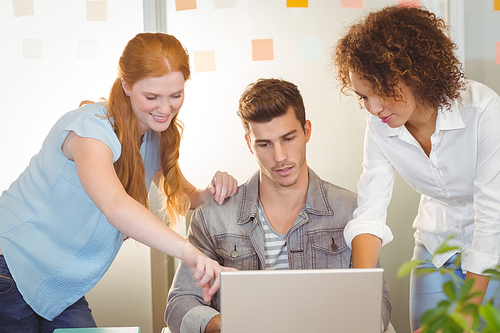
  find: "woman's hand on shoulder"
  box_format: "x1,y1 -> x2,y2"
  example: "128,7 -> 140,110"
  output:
208,171 -> 238,205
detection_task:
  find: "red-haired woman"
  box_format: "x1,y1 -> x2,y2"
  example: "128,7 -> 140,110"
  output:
0,33 -> 237,332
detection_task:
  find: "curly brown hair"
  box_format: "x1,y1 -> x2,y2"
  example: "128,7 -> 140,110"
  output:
333,5 -> 466,111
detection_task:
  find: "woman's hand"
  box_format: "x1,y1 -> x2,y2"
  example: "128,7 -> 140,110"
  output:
182,243 -> 237,302
208,171 -> 238,205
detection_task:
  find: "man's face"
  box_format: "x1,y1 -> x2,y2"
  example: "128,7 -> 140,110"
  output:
245,107 -> 311,189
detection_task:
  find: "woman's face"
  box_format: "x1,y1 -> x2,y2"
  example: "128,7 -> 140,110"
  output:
122,71 -> 185,135
349,72 -> 420,128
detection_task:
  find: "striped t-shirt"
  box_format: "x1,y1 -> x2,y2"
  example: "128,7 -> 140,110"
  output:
258,201 -> 289,270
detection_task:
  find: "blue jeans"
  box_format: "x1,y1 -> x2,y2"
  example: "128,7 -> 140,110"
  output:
409,242 -> 500,332
0,255 -> 97,333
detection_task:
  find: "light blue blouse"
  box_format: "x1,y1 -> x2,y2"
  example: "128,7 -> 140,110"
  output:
0,103 -> 160,320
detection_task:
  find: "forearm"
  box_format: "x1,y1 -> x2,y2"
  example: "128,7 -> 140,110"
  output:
351,234 -> 382,268
465,271 -> 490,306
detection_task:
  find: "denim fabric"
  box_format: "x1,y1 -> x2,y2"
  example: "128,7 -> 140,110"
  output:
0,255 -> 97,333
166,168 -> 392,333
409,242 -> 500,331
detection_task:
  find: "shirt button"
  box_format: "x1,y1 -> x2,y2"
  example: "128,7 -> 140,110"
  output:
455,225 -> 460,229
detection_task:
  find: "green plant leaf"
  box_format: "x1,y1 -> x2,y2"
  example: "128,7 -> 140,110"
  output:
461,303 -> 479,316
421,306 -> 449,325
397,260 -> 424,278
434,242 -> 460,255
443,281 -> 456,301
480,304 -> 500,330
449,312 -> 470,331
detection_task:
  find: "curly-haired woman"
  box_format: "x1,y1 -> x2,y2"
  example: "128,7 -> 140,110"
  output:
0,33 -> 237,332
333,5 -> 500,332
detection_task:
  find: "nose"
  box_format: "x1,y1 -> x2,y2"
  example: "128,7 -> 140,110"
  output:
157,99 -> 171,114
274,143 -> 287,163
366,97 -> 384,116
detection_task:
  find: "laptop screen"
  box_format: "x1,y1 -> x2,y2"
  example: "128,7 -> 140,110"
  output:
220,268 -> 383,333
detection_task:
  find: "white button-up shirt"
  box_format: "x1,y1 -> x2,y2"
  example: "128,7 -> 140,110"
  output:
344,81 -> 500,275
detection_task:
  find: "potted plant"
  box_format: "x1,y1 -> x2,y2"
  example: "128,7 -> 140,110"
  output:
397,238 -> 500,333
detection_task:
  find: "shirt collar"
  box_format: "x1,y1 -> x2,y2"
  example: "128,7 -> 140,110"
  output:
386,108 -> 465,138
238,167 -> 332,224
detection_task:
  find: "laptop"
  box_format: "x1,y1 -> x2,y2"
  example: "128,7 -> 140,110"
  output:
220,268 -> 384,333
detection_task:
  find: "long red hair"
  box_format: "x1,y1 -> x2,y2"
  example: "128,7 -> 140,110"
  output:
106,33 -> 191,226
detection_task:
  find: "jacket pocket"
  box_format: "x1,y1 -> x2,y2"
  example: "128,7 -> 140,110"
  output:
214,235 -> 259,270
309,229 -> 351,269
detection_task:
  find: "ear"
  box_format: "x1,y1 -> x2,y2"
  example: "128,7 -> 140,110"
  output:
121,79 -> 130,96
304,120 -> 312,143
245,134 -> 254,155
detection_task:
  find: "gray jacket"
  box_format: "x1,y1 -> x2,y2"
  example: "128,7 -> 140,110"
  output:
166,168 -> 391,332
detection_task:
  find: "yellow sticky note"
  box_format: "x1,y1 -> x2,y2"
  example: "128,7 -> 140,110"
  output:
340,0 -> 362,9
398,0 -> 421,8
495,0 -> 500,11
252,39 -> 274,61
87,1 -> 107,21
176,0 -> 197,11
12,0 -> 34,17
287,0 -> 308,8
194,50 -> 216,72
495,42 -> 500,65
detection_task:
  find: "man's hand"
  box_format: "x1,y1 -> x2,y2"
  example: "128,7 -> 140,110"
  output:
205,315 -> 221,333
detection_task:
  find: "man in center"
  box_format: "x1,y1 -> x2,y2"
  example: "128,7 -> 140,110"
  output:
165,78 -> 392,333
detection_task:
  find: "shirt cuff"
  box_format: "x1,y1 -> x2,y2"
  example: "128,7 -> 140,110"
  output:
344,220 -> 394,248
180,305 -> 220,333
462,247 -> 500,275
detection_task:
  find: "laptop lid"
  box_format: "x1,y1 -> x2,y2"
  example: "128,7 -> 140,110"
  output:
220,268 -> 383,333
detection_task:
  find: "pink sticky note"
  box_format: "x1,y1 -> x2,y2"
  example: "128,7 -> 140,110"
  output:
340,0 -> 362,9
86,1 -> 107,21
175,0 -> 197,11
287,0 -> 308,7
194,50 -> 216,72
12,0 -> 34,17
495,42 -> 500,65
398,0 -> 421,8
252,39 -> 274,61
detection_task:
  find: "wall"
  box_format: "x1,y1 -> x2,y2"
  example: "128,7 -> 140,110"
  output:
0,1 -> 154,332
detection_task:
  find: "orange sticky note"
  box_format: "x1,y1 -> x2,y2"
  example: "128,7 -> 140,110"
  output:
495,0 -> 500,11
398,0 -> 421,7
252,39 -> 274,61
194,50 -> 216,72
12,0 -> 34,17
287,0 -> 308,7
340,0 -> 362,9
175,0 -> 196,11
495,42 -> 500,65
86,1 -> 107,21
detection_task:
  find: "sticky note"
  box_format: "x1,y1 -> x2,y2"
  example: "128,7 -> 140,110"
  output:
176,0 -> 197,11
398,0 -> 421,8
87,1 -> 107,21
298,37 -> 321,61
495,0 -> 500,11
287,0 -> 308,7
214,0 -> 236,9
252,39 -> 274,61
340,0 -> 363,9
12,0 -> 34,17
77,40 -> 98,60
496,42 -> 500,65
194,50 -> 216,72
23,39 -> 42,59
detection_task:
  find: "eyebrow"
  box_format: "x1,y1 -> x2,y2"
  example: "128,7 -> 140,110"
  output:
254,129 -> 298,144
143,88 -> 184,96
